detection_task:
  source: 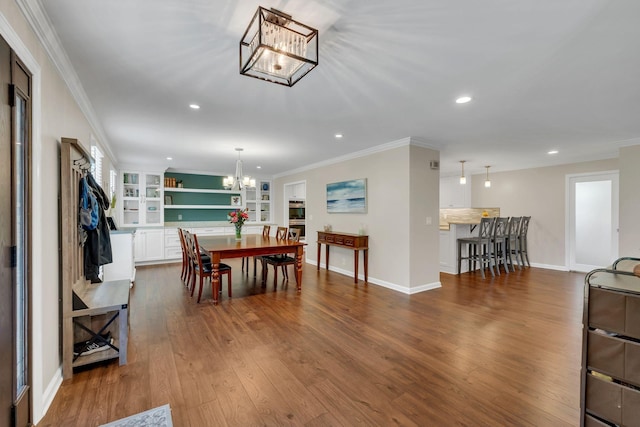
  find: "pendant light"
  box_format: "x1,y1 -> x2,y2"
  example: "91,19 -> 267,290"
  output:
459,160 -> 466,185
484,166 -> 491,188
223,148 -> 256,191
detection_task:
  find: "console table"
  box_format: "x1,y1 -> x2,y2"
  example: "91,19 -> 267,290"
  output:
317,231 -> 368,284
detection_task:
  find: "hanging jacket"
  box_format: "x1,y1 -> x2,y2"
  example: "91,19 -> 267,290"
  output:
83,172 -> 112,281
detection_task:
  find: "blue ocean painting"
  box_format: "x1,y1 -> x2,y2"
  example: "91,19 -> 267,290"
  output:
326,179 -> 367,213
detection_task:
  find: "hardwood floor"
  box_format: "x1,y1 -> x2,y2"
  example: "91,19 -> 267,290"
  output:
39,262 -> 585,426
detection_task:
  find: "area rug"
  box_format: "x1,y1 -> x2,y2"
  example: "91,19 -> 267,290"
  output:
100,404 -> 173,427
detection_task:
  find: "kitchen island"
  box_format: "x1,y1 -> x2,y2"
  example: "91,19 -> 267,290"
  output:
439,208 -> 500,274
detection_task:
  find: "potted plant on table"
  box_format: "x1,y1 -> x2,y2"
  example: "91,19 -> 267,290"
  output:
228,208 -> 249,240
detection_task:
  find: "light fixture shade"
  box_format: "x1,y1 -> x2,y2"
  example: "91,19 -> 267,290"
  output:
240,7 -> 319,87
459,160 -> 466,185
484,165 -> 491,188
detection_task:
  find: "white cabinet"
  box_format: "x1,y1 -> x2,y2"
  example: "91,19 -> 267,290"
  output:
440,175 -> 471,208
245,180 -> 272,223
135,228 -> 164,263
290,182 -> 306,200
164,228 -> 182,260
103,231 -> 136,283
120,171 -> 164,227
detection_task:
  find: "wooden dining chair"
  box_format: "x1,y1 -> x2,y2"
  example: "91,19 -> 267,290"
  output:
262,227 -> 300,286
243,225 -> 272,276
186,232 -> 232,303
177,228 -> 189,284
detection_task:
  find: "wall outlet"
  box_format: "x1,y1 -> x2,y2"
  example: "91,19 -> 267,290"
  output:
341,258 -> 346,266
178,214 -> 182,220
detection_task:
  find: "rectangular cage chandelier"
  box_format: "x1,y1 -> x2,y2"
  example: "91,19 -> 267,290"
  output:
239,7 -> 319,87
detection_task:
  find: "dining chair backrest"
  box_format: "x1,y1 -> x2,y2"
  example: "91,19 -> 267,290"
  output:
288,228 -> 301,242
478,217 -> 495,239
262,225 -> 271,238
276,227 -> 288,240
182,230 -> 195,264
191,233 -> 205,270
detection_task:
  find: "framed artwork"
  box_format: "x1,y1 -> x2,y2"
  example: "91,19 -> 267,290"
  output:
164,195 -> 173,205
326,178 -> 367,213
231,195 -> 242,206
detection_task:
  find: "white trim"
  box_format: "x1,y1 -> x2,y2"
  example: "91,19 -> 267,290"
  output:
274,137 -> 438,178
16,0 -> 118,164
39,367 -> 62,422
614,137 -> 640,149
305,258 -> 441,294
529,262 -> 569,272
0,9 -> 47,425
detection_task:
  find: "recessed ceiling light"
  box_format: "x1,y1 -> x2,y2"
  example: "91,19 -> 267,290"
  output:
335,133 -> 343,139
548,150 -> 559,155
455,96 -> 472,104
166,157 -> 173,160
256,166 -> 262,169
189,104 -> 200,109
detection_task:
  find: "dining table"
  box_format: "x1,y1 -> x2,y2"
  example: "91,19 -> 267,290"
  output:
197,234 -> 306,304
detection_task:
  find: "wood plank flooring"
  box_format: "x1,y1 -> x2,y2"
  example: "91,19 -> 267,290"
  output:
38,262 -> 585,426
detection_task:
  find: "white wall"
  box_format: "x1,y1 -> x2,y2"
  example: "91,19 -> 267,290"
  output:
1,2 -> 97,422
470,158 -> 619,269
273,139 -> 441,292
618,144 -> 640,257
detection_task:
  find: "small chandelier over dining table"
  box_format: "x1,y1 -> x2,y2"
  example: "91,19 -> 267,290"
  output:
239,6 -> 319,87
223,148 -> 255,191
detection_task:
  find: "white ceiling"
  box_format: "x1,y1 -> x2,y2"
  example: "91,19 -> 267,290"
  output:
37,0 -> 640,177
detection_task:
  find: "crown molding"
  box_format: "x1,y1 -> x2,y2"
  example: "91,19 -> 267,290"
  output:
16,0 -> 118,164
273,137 -> 440,178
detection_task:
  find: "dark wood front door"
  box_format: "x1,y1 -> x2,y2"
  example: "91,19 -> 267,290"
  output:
0,34 -> 32,427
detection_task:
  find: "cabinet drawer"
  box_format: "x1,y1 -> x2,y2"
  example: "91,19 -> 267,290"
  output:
344,237 -> 355,247
588,331 -> 640,387
192,227 -> 226,236
165,235 -> 181,246
164,247 -> 182,259
589,288 -> 640,340
584,414 -> 610,427
586,374 -> 640,426
164,227 -> 179,238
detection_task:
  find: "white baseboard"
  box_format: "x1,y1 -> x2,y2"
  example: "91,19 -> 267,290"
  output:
530,262 -> 569,272
35,367 -> 62,424
306,258 -> 441,294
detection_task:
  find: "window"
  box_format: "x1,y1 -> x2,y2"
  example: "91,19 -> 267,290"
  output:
90,144 -> 103,185
109,169 -> 117,209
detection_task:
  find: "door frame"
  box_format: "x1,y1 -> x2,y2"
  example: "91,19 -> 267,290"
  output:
565,170 -> 619,272
0,11 -> 45,424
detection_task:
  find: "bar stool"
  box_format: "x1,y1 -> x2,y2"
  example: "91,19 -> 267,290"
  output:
457,217 -> 496,279
518,216 -> 531,267
506,216 -> 522,271
491,217 -> 510,274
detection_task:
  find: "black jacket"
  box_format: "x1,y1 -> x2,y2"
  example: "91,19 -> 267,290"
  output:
83,172 -> 112,281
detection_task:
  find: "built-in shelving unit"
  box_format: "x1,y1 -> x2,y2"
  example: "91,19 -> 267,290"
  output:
163,172 -> 242,222
245,180 -> 272,223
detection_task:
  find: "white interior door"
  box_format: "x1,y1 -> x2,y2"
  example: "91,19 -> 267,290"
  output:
567,171 -> 619,272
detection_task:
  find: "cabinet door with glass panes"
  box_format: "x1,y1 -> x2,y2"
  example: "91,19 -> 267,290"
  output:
244,180 -> 271,223
120,171 -> 164,226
